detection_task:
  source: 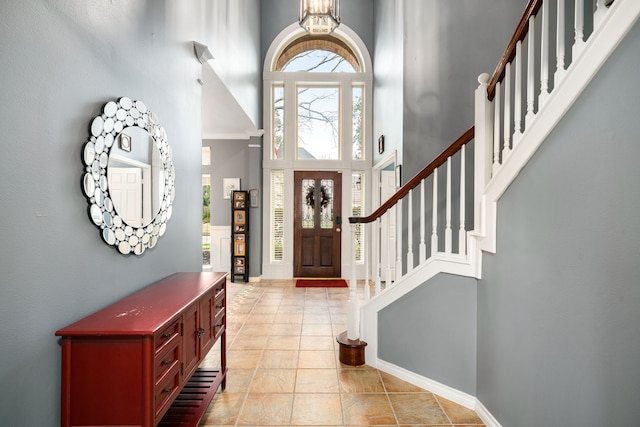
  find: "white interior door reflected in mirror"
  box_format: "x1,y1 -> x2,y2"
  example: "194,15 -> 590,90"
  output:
81,97 -> 175,255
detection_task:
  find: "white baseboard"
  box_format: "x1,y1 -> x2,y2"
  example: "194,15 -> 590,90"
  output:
474,399 -> 503,427
375,358 -> 502,427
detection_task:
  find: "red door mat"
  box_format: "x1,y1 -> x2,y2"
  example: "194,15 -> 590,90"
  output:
295,279 -> 348,288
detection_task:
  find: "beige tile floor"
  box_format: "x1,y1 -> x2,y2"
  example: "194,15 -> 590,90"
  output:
200,279 -> 485,427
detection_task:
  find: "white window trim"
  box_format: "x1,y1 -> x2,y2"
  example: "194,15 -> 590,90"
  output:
262,22 -> 373,280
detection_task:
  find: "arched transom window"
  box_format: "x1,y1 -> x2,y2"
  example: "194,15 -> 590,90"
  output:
263,24 -> 372,279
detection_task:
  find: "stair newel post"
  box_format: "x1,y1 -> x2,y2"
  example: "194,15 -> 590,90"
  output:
445,157 -> 453,254
375,216 -> 382,295
347,222 -> 360,341
474,73 -> 493,236
337,221 -> 367,366
419,178 -> 427,263
407,189 -> 414,271
364,222 -> 370,301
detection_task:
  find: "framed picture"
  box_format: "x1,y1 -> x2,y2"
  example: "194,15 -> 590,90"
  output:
234,234 -> 245,242
119,133 -> 132,152
234,265 -> 244,274
223,178 -> 240,199
235,200 -> 246,208
234,210 -> 246,225
234,224 -> 245,232
234,242 -> 245,256
234,192 -> 246,201
249,189 -> 259,208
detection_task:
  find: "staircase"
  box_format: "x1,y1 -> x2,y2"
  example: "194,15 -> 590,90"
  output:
346,0 -> 640,414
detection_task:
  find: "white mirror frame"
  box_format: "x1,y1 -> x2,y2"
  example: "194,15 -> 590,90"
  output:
81,97 -> 175,255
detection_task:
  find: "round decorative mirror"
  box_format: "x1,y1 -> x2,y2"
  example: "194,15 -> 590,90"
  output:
81,97 -> 175,255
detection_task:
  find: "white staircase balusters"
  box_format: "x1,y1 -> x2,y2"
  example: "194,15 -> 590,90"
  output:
502,63 -> 512,160
594,0 -> 608,28
555,0 -> 566,83
445,157 -> 453,254
458,145 -> 467,255
407,189 -> 414,272
526,15 -> 536,126
347,0 -> 633,369
540,0 -> 550,105
514,40 -> 524,142
431,168 -> 439,256
492,81 -> 502,173
573,0 -> 585,57
459,145 -> 467,256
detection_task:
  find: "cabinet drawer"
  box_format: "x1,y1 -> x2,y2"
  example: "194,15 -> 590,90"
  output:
214,296 -> 225,318
154,319 -> 180,354
154,364 -> 180,418
154,340 -> 180,384
214,311 -> 225,339
214,282 -> 225,300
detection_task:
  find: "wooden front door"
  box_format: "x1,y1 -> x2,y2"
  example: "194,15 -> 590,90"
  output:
294,171 -> 342,277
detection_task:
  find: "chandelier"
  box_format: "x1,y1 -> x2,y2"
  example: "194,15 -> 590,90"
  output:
299,0 -> 340,34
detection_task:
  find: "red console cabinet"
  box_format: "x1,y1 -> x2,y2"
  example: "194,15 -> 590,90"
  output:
55,272 -> 227,427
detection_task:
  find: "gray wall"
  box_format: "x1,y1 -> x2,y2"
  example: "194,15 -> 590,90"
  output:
373,0 -> 404,166
379,273 -> 478,394
203,138 -> 262,276
0,1 -> 260,425
401,0 -> 527,180
477,21 -> 640,427
200,0 -> 263,127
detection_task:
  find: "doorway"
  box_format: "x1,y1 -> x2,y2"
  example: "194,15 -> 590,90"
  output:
294,171 -> 342,277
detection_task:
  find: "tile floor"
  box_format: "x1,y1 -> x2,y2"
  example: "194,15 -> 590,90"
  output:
200,279 -> 485,426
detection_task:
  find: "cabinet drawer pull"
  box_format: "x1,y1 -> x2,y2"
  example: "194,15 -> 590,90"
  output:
197,327 -> 205,338
161,359 -> 173,366
164,387 -> 172,394
162,333 -> 172,340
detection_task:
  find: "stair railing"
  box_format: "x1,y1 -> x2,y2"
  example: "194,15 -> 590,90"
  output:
345,0 -> 630,342
345,128 -> 475,340
484,0 -> 619,178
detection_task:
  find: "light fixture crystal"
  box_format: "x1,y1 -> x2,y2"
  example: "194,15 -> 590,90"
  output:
299,0 -> 340,34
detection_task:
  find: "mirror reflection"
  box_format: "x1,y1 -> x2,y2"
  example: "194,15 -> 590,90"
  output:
108,127 -> 164,228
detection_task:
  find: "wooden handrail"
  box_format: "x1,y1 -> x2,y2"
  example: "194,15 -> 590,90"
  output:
487,0 -> 543,101
349,126 -> 475,225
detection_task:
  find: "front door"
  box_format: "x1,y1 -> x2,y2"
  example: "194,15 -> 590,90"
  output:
294,171 -> 342,277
